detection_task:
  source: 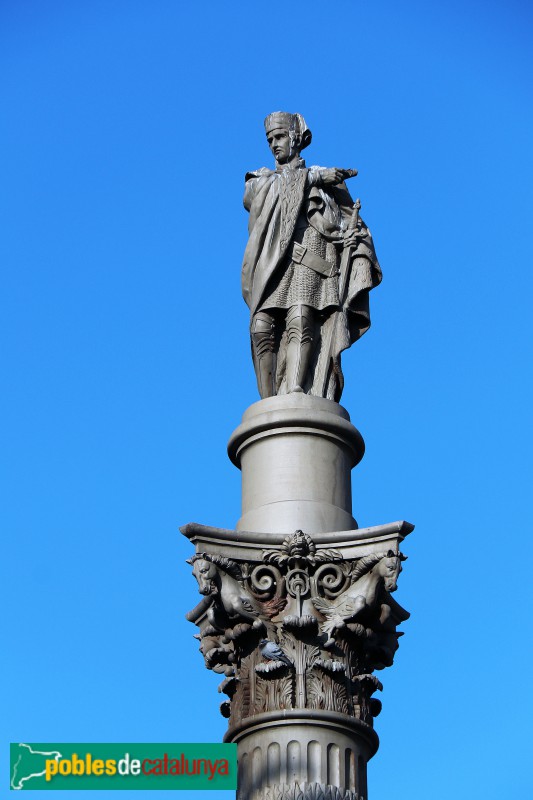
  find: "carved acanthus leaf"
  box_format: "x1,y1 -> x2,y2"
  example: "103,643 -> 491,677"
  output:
314,657 -> 346,673
282,614 -> 318,631
313,549 -> 343,564
355,673 -> 383,693
278,673 -> 293,710
255,660 -> 289,675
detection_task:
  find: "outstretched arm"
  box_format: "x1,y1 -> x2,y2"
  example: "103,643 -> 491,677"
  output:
309,167 -> 358,187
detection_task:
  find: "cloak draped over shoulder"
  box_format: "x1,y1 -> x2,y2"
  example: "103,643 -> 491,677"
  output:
241,162 -> 382,400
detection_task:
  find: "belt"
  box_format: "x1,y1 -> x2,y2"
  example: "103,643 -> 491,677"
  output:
290,241 -> 339,279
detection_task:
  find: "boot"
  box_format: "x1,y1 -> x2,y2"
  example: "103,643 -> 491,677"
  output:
285,304 -> 315,393
251,312 -> 276,398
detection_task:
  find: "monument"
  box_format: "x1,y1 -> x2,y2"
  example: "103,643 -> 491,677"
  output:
181,112 -> 413,800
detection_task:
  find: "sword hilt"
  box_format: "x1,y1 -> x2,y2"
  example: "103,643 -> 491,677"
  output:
348,198 -> 361,232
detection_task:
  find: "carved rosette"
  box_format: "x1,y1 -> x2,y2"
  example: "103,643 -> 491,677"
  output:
185,529 -> 409,732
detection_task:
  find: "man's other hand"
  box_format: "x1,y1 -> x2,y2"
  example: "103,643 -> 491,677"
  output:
344,227 -> 369,248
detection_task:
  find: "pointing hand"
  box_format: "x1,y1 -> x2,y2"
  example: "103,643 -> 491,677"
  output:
320,168 -> 358,186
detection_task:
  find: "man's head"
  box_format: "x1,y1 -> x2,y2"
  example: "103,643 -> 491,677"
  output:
264,112 -> 312,164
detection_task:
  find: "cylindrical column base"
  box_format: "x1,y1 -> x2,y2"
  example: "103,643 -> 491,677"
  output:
225,710 -> 377,800
228,395 -> 365,534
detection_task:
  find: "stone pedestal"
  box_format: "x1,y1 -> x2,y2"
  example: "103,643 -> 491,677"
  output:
228,395 -> 364,534
182,396 -> 413,800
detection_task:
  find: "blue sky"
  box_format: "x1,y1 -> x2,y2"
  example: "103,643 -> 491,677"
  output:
2,1 -> 532,798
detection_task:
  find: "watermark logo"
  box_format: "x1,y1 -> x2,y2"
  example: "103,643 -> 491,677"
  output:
10,743 -> 237,790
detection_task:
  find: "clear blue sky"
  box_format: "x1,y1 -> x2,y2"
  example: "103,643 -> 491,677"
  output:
2,1 -> 532,798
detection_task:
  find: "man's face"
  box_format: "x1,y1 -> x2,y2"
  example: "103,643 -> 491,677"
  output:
266,127 -> 293,164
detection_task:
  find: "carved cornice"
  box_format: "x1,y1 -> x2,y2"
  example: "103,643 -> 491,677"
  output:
180,520 -> 414,562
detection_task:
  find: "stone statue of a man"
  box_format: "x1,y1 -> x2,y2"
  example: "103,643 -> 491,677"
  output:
242,112 -> 382,401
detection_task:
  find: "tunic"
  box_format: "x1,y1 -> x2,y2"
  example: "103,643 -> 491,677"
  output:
259,211 -> 340,312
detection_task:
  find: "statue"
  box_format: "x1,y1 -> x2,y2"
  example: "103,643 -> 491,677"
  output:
242,112 -> 382,401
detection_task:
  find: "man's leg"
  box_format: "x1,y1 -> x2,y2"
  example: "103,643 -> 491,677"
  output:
285,304 -> 316,393
251,311 -> 276,398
